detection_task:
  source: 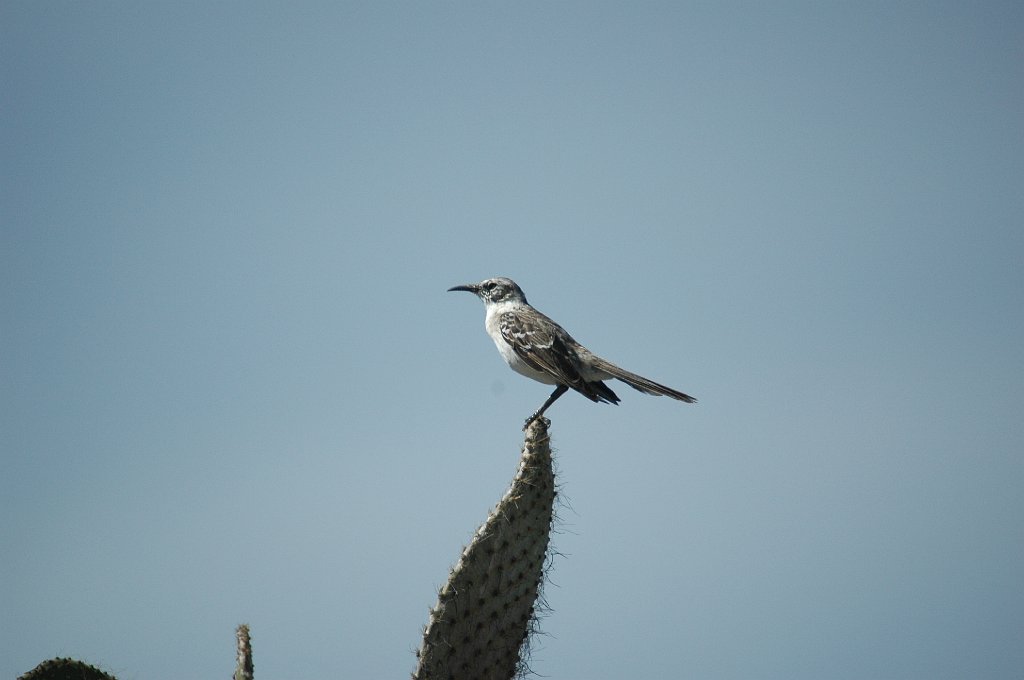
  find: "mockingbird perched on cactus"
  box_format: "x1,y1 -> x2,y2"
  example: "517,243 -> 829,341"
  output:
448,277 -> 696,427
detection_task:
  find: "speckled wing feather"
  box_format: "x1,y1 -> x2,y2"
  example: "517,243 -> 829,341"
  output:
499,309 -> 619,404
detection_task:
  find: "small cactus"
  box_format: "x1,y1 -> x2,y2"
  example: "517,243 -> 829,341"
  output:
414,417 -> 557,680
234,623 -> 254,680
18,657 -> 117,680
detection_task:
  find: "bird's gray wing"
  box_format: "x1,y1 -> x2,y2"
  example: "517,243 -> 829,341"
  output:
499,309 -> 594,394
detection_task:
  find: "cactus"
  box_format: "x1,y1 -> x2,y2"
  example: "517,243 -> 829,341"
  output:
234,623 -> 254,680
413,417 -> 557,680
17,657 -> 117,680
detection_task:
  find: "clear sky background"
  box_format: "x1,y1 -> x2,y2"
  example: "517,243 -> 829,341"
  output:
2,3 -> 1022,679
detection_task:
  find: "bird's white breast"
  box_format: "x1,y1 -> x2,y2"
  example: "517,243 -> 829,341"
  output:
483,302 -> 558,385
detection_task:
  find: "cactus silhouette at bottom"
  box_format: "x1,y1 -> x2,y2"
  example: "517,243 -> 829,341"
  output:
17,658 -> 117,680
414,417 -> 556,680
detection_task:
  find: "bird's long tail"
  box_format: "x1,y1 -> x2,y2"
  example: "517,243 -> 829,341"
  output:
590,357 -> 697,403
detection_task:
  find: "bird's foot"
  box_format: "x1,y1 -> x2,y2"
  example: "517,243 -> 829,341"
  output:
523,412 -> 551,431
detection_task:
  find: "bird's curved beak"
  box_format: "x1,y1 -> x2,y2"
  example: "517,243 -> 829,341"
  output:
447,284 -> 479,294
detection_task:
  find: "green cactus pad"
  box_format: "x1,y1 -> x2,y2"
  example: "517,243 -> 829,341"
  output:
414,417 -> 556,680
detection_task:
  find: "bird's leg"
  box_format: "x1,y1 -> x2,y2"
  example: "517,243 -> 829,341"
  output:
524,385 -> 569,430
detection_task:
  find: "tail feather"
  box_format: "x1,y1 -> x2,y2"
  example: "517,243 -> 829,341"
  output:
591,357 -> 697,404
585,379 -> 621,405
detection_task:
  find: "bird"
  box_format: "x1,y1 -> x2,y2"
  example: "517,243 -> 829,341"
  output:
448,277 -> 696,427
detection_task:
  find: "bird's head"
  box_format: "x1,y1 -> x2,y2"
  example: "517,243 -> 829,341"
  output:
448,277 -> 528,305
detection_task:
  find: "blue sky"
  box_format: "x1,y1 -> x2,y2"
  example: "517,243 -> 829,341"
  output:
2,2 -> 1022,678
